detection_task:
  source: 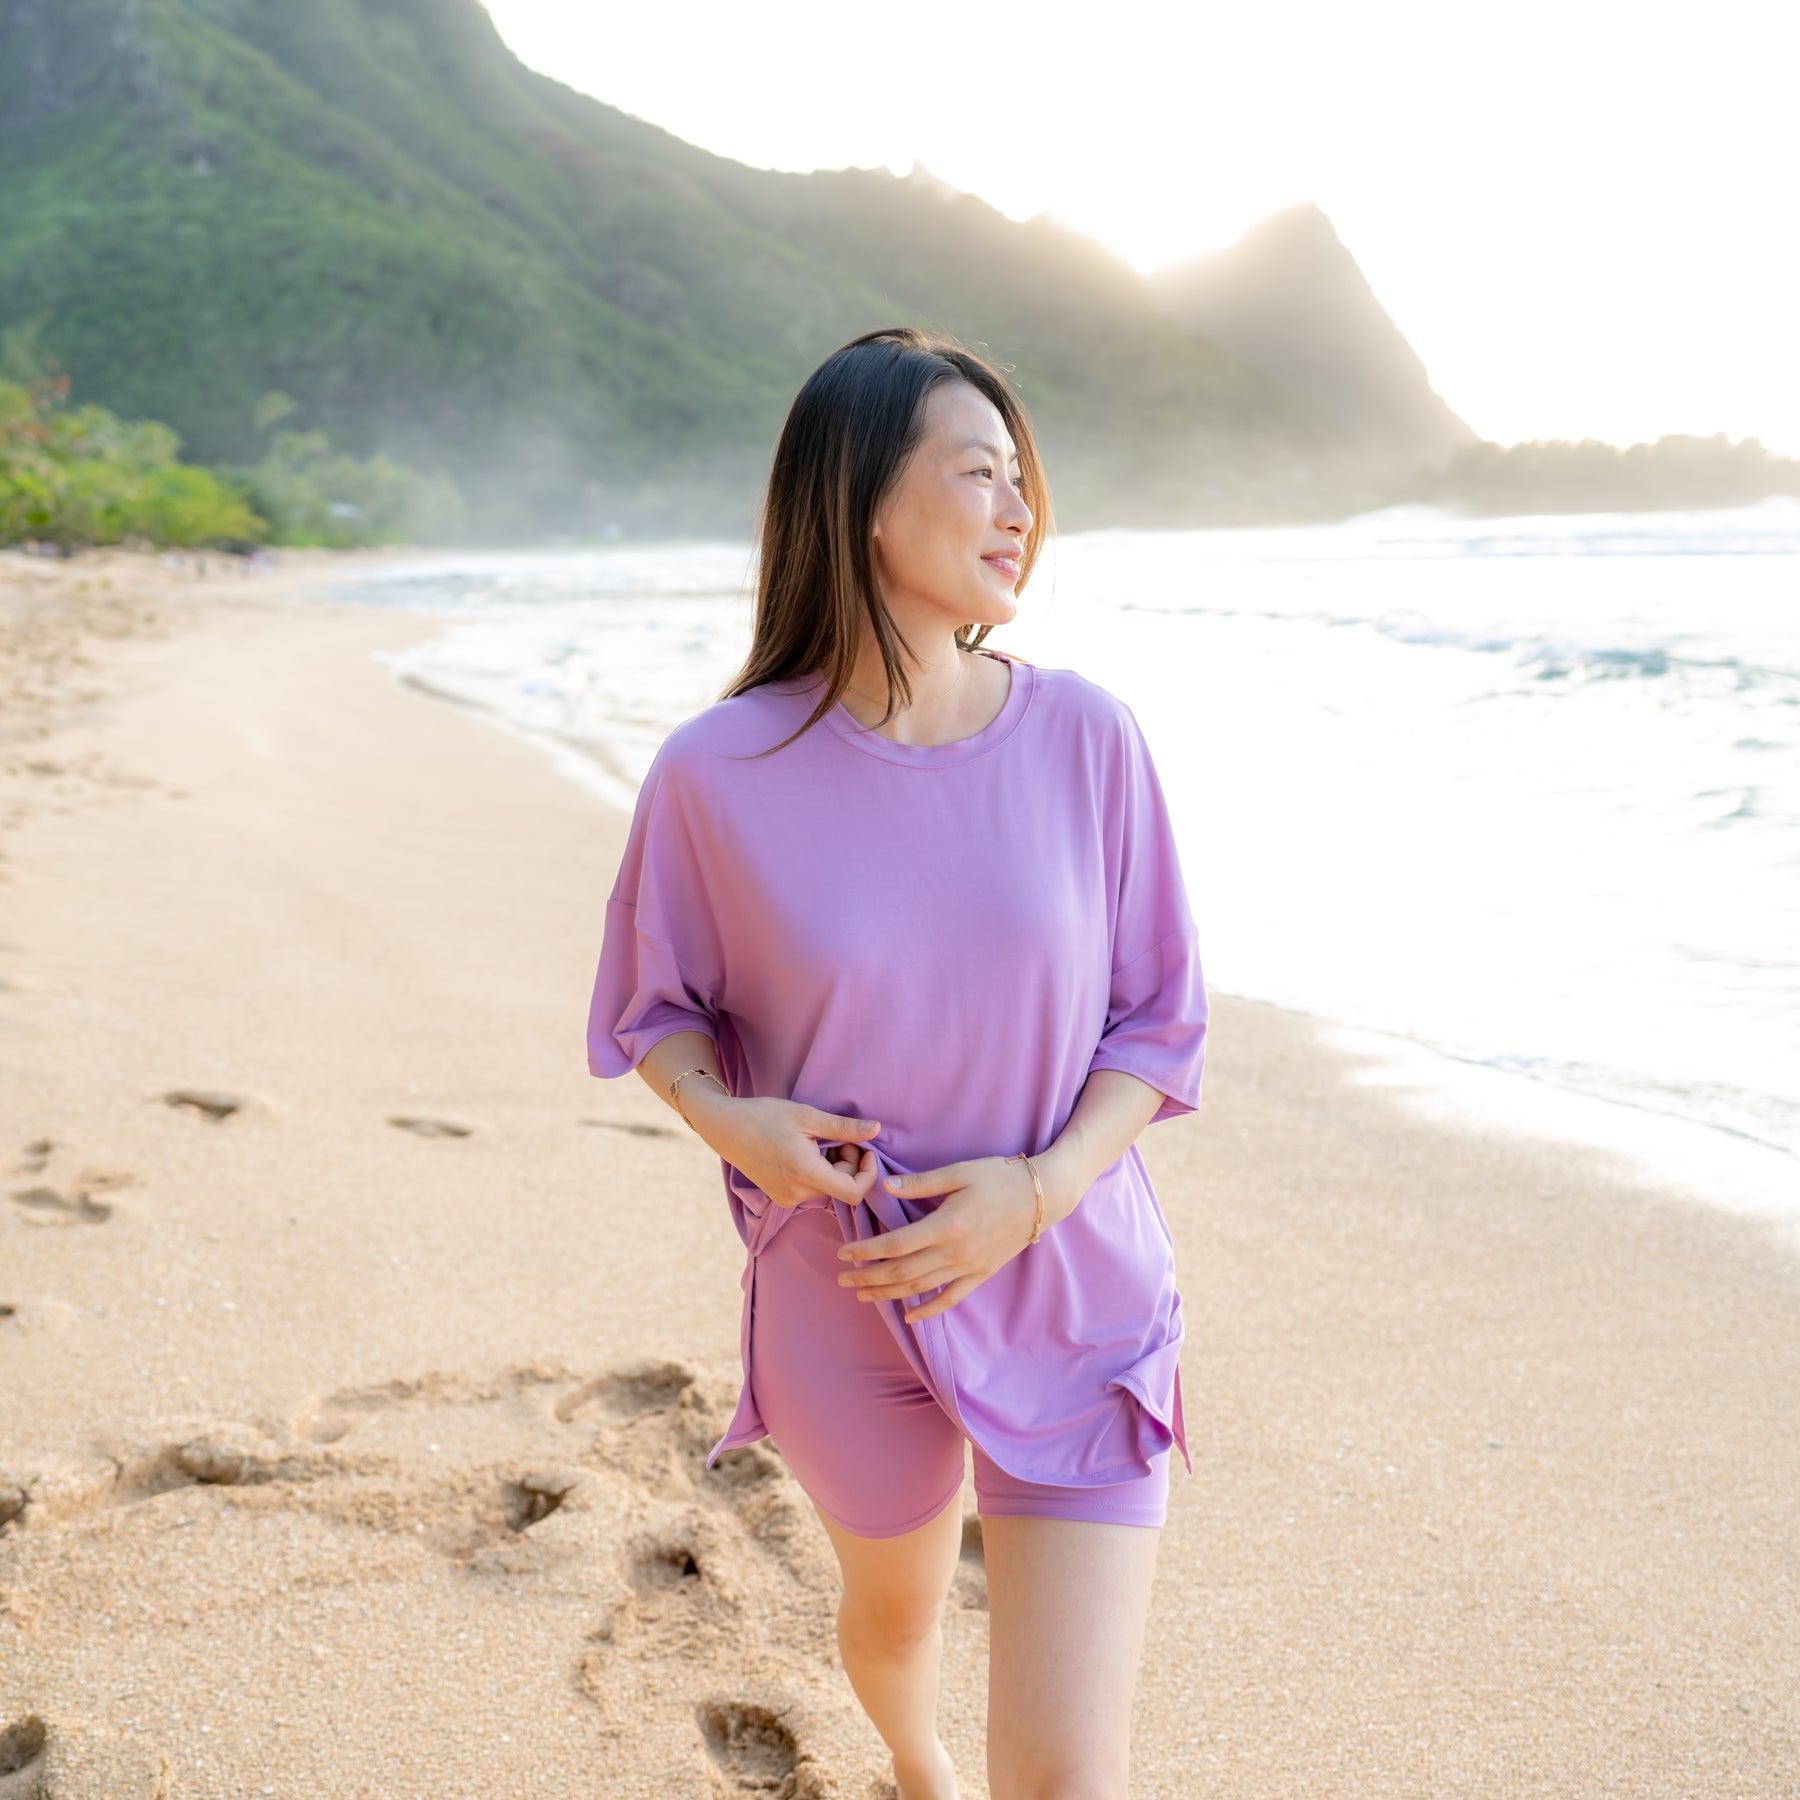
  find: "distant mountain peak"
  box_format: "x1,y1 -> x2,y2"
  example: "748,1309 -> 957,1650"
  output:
1233,199 -> 1343,250
901,161 -> 964,204
1149,202 -> 1476,466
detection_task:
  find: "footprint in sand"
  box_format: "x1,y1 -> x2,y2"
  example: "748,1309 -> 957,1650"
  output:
160,1088 -> 243,1122
290,1366 -> 615,1562
9,1140 -> 136,1226
501,1471 -> 579,1533
300,1363 -> 582,1447
13,1139 -> 52,1175
0,1430 -> 318,1528
553,1365 -> 800,1574
553,1361 -> 697,1425
696,1698 -> 816,1798
581,1525 -> 715,1662
10,1186 -> 115,1226
578,1116 -> 683,1140
119,1429 -> 304,1499
0,1714 -> 47,1800
631,1530 -> 705,1599
386,1116 -> 473,1138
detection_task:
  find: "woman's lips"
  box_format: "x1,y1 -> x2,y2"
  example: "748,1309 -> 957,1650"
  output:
983,554 -> 1022,581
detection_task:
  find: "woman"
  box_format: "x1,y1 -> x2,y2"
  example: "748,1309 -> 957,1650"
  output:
586,326 -> 1208,1799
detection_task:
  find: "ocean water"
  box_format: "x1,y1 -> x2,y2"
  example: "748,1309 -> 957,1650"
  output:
327,500 -> 1800,1218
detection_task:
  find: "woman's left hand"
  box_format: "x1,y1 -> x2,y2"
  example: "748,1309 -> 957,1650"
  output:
828,1154 -> 1043,1323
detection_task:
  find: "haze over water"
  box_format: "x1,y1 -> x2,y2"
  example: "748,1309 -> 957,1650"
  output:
332,500 -> 1800,1211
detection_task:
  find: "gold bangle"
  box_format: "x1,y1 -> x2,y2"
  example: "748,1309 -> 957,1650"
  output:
1004,1150 -> 1045,1245
669,1066 -> 729,1131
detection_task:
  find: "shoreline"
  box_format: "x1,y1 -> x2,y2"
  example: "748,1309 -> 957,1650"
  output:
2,565 -> 1796,1795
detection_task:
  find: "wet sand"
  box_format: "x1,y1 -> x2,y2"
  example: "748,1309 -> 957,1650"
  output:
1,556 -> 1796,1797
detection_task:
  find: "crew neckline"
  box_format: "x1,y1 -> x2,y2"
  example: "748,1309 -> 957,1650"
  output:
814,649 -> 1035,768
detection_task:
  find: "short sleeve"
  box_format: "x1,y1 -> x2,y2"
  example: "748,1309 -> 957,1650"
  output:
586,749 -> 726,1079
1084,705 -> 1209,1125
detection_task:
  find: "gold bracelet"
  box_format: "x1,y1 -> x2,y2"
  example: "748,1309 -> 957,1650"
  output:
1004,1150 -> 1045,1245
669,1066 -> 729,1131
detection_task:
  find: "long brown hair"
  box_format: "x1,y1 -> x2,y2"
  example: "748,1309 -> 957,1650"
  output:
720,325 -> 1053,758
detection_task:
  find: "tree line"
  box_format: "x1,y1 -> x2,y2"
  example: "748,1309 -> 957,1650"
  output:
0,326 -> 462,553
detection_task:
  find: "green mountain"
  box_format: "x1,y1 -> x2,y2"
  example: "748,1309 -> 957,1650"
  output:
0,0 -> 1406,535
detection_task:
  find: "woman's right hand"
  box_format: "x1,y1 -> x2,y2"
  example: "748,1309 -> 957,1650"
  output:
685,1089 -> 883,1209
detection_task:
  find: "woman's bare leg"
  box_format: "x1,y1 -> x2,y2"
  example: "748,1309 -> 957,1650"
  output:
816,1493 -> 966,1800
982,1516 -> 1163,1799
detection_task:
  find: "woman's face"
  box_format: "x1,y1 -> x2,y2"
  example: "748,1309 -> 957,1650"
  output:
871,380 -> 1034,633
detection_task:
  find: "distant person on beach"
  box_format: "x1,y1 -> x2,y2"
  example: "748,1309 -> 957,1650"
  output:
588,325 -> 1208,1798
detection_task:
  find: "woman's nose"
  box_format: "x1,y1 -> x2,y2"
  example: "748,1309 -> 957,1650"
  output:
1000,483 -> 1033,536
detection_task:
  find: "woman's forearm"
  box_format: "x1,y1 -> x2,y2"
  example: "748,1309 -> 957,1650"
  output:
1033,1069 -> 1166,1229
635,1030 -> 737,1139
636,1033 -> 880,1209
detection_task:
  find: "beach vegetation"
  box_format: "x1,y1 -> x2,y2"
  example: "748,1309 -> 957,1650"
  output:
228,398 -> 466,549
0,330 -> 264,551
1409,434 -> 1800,516
0,331 -> 462,553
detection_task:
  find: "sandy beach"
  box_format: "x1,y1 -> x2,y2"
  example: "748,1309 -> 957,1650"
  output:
1,555 -> 1796,1799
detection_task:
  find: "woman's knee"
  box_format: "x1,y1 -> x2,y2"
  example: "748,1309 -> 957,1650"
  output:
818,1468 -> 962,1660
991,1758 -> 1123,1800
838,1582 -> 946,1658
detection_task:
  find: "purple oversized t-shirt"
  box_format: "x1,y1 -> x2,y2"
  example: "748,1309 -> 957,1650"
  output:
586,648 -> 1208,1487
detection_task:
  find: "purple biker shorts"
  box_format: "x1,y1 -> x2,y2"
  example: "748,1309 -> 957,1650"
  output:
748,1203 -> 1170,1537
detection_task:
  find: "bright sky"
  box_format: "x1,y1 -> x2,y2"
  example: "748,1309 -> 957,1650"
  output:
485,0 -> 1800,454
